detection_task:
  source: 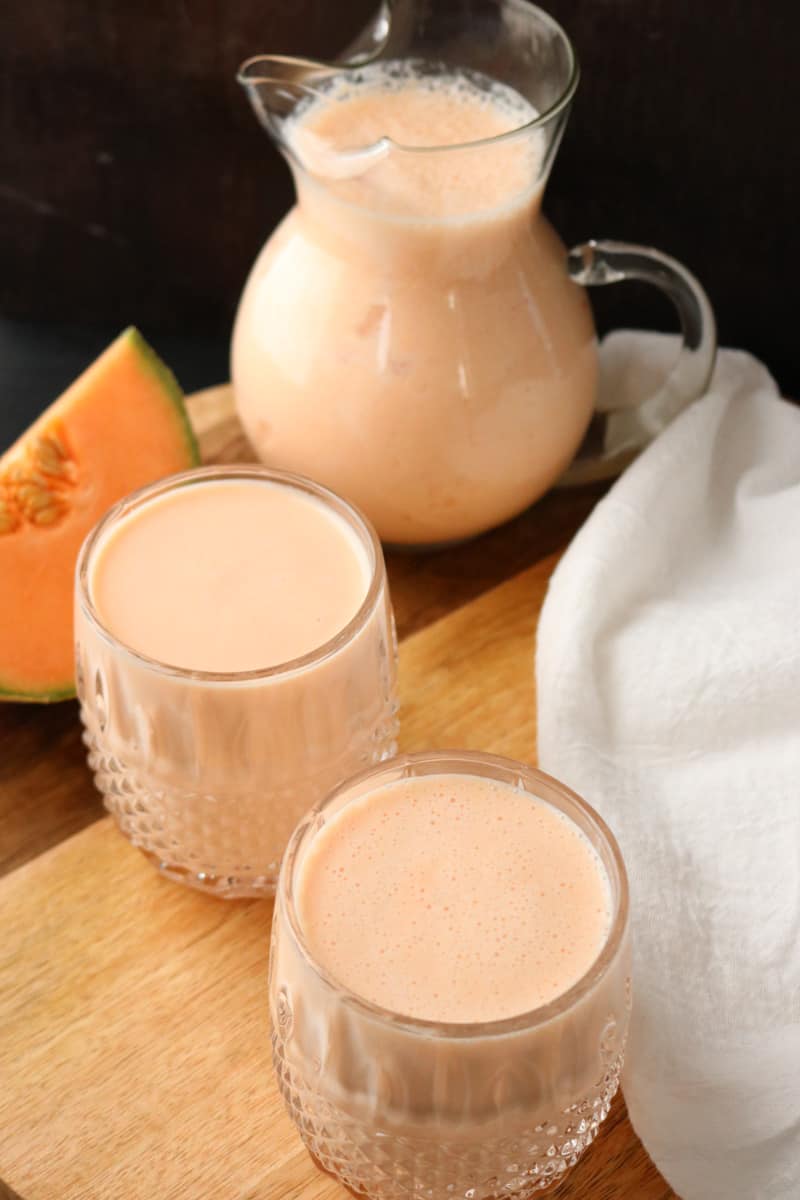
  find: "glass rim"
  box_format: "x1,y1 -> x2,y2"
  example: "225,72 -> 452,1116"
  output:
238,0 -> 580,157
280,749 -> 630,1040
75,464 -> 387,684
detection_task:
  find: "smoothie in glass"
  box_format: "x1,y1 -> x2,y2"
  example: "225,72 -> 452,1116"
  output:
270,752 -> 631,1199
75,467 -> 398,897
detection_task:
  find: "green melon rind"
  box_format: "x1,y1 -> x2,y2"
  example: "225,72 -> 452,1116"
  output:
0,329 -> 201,703
121,327 -> 201,467
0,680 -> 77,704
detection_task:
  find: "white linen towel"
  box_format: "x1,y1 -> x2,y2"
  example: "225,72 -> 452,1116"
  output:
536,331 -> 800,1200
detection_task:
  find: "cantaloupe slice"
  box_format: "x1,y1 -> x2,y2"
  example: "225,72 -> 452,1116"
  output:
0,328 -> 199,702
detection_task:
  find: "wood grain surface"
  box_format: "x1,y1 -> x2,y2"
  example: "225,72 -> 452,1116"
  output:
0,561 -> 673,1199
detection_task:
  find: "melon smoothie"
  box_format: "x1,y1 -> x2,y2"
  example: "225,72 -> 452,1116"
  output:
75,467 -> 398,897
232,62 -> 597,545
271,752 -> 632,1199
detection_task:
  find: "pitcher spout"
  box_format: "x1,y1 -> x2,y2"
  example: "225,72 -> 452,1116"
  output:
237,0 -> 394,158
237,54 -> 393,180
237,55 -> 336,138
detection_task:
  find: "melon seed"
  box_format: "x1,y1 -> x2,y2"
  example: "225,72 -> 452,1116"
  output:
0,500 -> 19,535
46,430 -> 67,456
18,481 -> 47,501
27,490 -> 57,513
0,473 -> 65,529
35,433 -> 71,479
20,481 -> 63,519
32,504 -> 62,526
37,451 -> 65,478
0,426 -> 77,530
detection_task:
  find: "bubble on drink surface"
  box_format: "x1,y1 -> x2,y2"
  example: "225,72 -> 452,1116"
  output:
284,59 -> 546,217
290,58 -> 540,150
296,773 -> 613,1023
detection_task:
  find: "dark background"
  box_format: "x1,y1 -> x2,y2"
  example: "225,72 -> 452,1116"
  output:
2,0 -> 798,446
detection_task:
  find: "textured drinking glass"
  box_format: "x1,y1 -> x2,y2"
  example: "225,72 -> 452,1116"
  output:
75,465 -> 399,898
270,750 -> 631,1199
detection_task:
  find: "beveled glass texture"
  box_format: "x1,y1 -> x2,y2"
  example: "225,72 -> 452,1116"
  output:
270,751 -> 632,1198
75,466 -> 399,898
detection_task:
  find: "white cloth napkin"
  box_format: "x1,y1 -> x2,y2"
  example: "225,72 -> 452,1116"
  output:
536,331 -> 800,1200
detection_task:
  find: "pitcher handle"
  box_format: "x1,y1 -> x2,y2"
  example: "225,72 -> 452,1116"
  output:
560,239 -> 717,485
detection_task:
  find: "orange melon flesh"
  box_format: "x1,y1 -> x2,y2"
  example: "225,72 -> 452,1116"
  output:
0,328 -> 199,702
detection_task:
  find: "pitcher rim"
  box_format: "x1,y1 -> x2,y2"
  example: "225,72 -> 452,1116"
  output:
237,1 -> 579,156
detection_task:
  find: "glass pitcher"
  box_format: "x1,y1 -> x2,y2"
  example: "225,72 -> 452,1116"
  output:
232,0 -> 715,548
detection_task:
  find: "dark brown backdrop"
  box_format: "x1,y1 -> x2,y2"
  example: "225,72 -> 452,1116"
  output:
2,1 -> 797,390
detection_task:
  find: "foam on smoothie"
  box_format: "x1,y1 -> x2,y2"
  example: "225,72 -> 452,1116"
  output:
286,61 -> 543,217
297,772 -> 612,1023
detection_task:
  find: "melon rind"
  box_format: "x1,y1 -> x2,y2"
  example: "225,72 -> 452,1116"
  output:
0,329 -> 201,703
123,327 -> 200,467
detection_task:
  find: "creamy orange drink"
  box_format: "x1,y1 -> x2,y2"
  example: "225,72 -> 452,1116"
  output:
90,476 -> 370,673
232,63 -> 596,545
75,467 -> 398,897
271,752 -> 631,1199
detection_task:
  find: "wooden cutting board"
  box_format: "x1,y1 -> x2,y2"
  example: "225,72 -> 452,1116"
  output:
0,388 -> 673,1200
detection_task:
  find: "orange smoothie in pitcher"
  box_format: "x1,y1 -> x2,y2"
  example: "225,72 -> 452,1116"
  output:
232,64 -> 597,546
